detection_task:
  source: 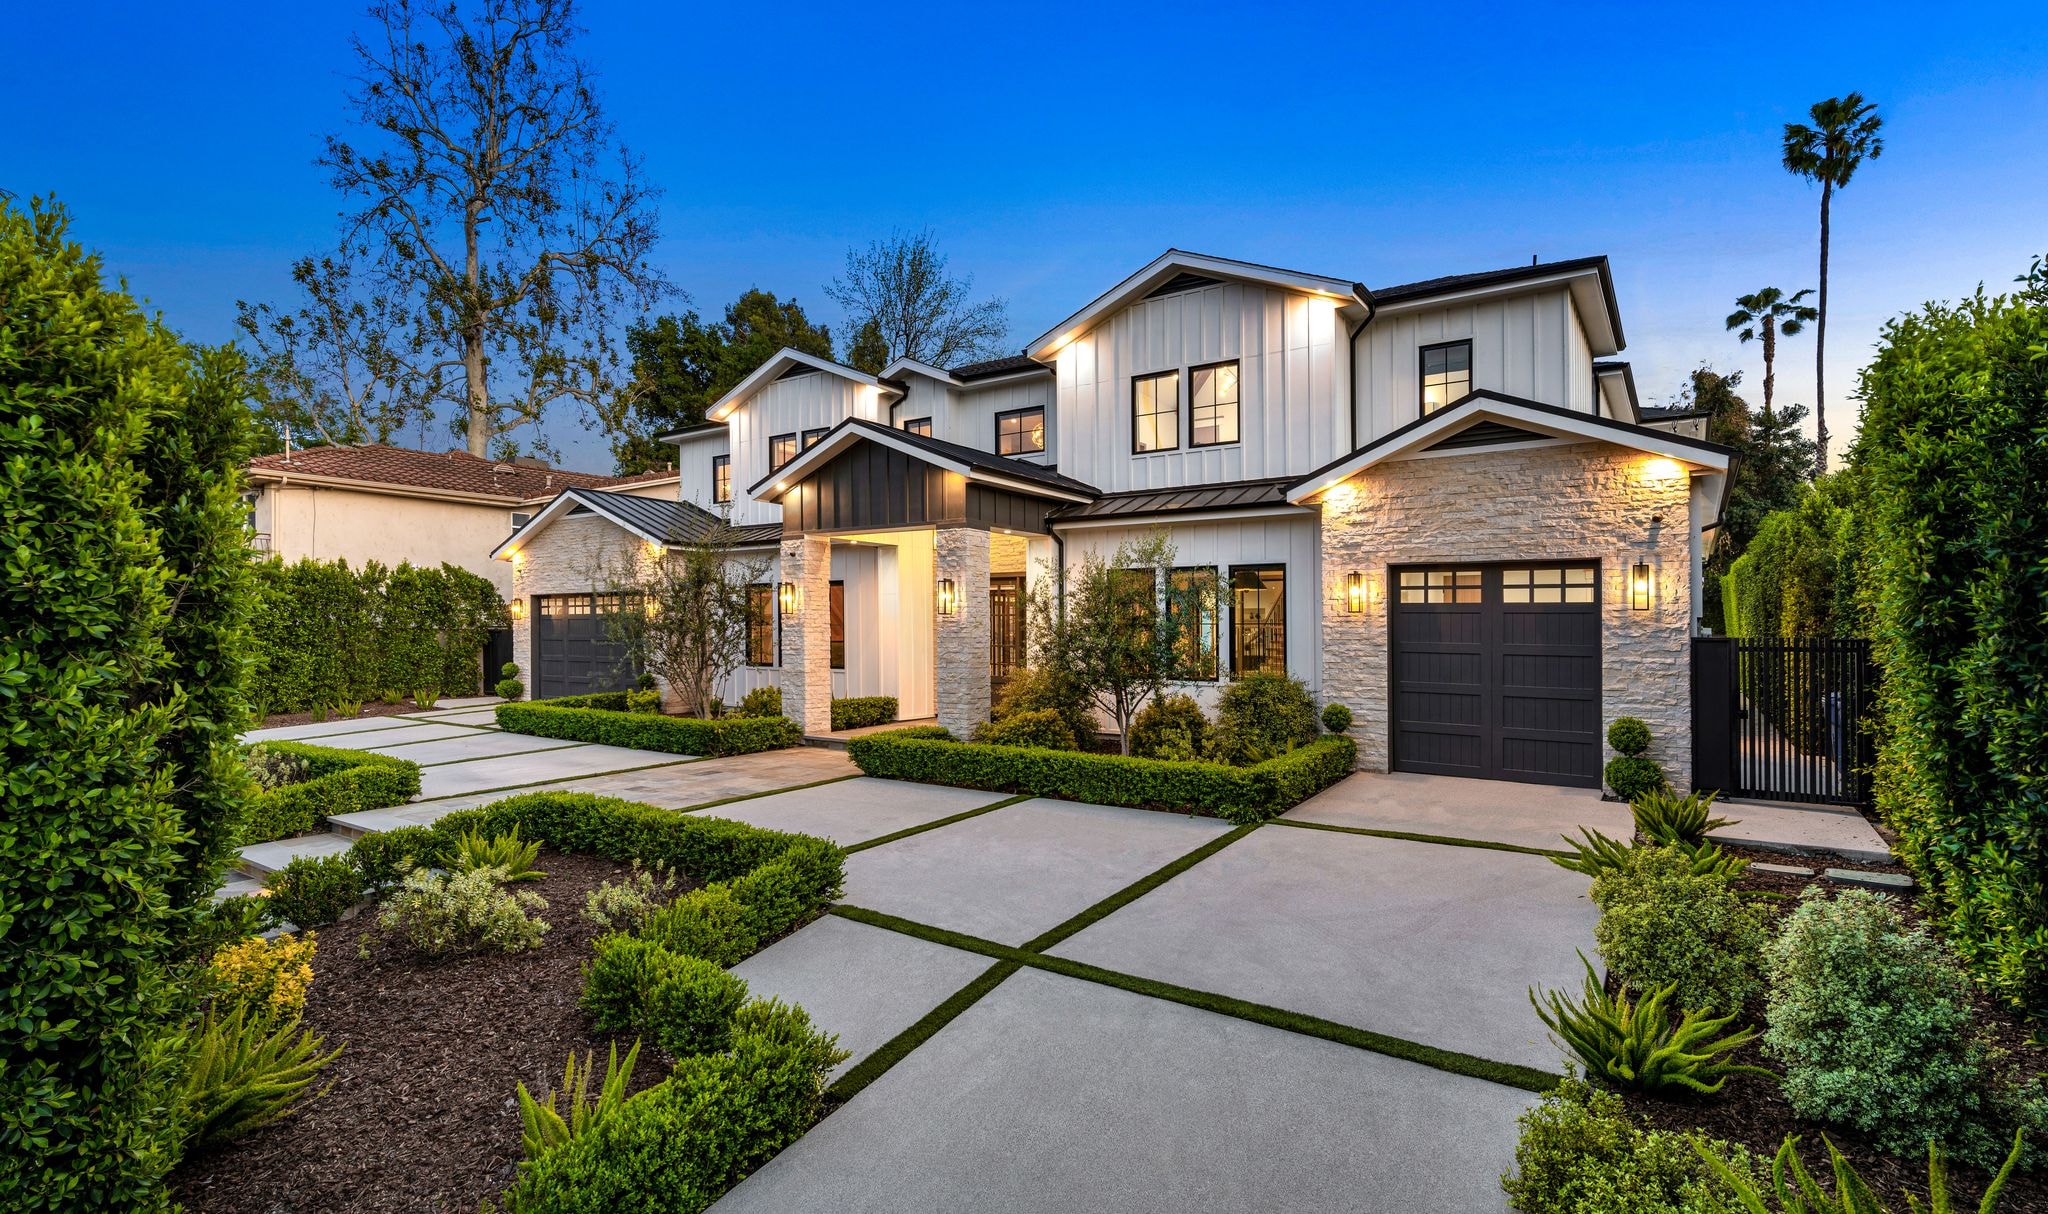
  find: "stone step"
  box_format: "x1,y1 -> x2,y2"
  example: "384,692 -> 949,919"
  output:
214,875 -> 267,901
802,734 -> 850,751
237,831 -> 355,879
329,802 -> 460,836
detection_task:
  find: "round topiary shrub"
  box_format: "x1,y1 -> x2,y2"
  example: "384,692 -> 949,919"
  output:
1320,703 -> 1353,734
971,708 -> 1078,751
647,957 -> 749,1058
1603,755 -> 1668,802
1128,694 -> 1209,759
1607,716 -> 1652,757
495,677 -> 525,700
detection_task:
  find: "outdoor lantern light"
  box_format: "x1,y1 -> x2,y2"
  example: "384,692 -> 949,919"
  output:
1630,561 -> 1653,611
779,582 -> 801,615
509,598 -> 525,620
1346,572 -> 1367,613
937,578 -> 959,616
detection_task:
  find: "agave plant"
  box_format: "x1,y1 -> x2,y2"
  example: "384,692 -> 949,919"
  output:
454,824 -> 546,883
1530,953 -> 1771,1095
1694,1128 -> 2023,1213
178,1004 -> 343,1147
1632,788 -> 1736,847
517,1038 -> 642,1162
1551,828 -> 1747,882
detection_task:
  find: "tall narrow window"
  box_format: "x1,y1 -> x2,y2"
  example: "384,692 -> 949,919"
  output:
1169,566 -> 1219,680
769,433 -> 798,471
1115,568 -> 1159,643
829,581 -> 846,670
1420,341 -> 1472,414
746,584 -> 774,666
995,407 -> 1045,455
711,455 -> 731,504
1132,370 -> 1179,452
1230,565 -> 1286,676
901,417 -> 933,437
802,427 -> 828,450
1189,361 -> 1239,447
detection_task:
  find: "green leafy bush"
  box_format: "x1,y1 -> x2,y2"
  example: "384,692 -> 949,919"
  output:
243,744 -> 310,791
1128,694 -> 1209,760
1207,671 -> 1319,764
1694,1129 -> 2026,1214
367,865 -> 548,958
990,664 -> 1096,745
582,935 -> 690,1035
497,677 -> 526,700
265,855 -> 366,929
176,1004 -> 341,1149
1591,846 -> 1769,1014
1762,889 -> 2029,1167
847,727 -> 1357,824
647,957 -> 749,1057
497,700 -> 799,756
1603,757 -> 1667,802
625,688 -> 663,714
971,707 -> 1079,751
1501,1075 -> 1752,1213
518,1040 -> 641,1163
831,696 -> 898,731
240,740 -> 422,844
732,686 -> 782,717
726,997 -> 849,1087
1321,702 -> 1353,734
641,886 -> 759,967
582,862 -> 680,934
1608,717 -> 1652,756
348,825 -> 454,894
1531,955 -> 1769,1094
1632,788 -> 1734,847
453,824 -> 546,882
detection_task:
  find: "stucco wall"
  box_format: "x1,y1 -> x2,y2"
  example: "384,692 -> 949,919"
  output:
258,484 -> 526,594
1317,441 -> 1697,781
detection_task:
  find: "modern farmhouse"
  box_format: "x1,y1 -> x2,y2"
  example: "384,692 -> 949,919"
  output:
496,251 -> 1732,788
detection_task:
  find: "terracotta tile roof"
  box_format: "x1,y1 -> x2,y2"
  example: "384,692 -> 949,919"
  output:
246,444 -> 648,501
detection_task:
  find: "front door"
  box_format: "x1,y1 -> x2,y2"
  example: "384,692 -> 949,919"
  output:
989,575 -> 1026,692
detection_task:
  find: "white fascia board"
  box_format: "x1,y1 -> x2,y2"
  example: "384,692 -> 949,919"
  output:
1374,266 -> 1621,355
490,488 -> 662,562
705,348 -> 901,422
1027,250 -> 1369,359
880,357 -> 962,386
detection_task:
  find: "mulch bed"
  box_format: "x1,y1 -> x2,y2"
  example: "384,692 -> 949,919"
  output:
173,850 -> 688,1214
258,700 -> 437,730
1616,846 -> 2048,1210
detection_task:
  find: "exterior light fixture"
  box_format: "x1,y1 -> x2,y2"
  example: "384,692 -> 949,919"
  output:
779,582 -> 801,615
937,578 -> 959,616
509,598 -> 526,620
1630,561 -> 1653,611
1345,572 -> 1367,613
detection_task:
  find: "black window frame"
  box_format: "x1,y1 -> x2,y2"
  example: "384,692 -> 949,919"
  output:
1131,369 -> 1180,454
901,417 -> 933,437
1169,565 -> 1220,681
1228,564 -> 1286,678
1419,340 -> 1473,416
745,583 -> 775,667
769,432 -> 798,471
711,454 -> 731,504
1187,359 -> 1241,449
801,427 -> 829,450
995,406 -> 1045,456
829,580 -> 846,670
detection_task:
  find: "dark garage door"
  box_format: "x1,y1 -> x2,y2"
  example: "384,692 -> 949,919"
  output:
532,594 -> 641,700
1390,563 -> 1601,787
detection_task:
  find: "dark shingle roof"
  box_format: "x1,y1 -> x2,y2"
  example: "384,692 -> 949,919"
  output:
1372,255 -> 1610,304
851,420 -> 1098,496
1052,477 -> 1299,521
949,354 -> 1045,381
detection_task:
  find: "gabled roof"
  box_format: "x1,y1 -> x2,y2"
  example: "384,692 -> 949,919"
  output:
1594,361 -> 1641,423
748,418 -> 1098,504
655,420 -> 729,443
1370,256 -> 1625,354
1026,250 -> 1370,360
881,352 -> 1052,387
1285,390 -> 1733,504
247,443 -> 627,502
492,487 -> 736,561
703,348 -> 902,423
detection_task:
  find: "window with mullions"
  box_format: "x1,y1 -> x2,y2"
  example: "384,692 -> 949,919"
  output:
1420,341 -> 1472,414
1397,569 -> 1482,604
995,407 -> 1045,455
802,427 -> 828,450
1230,566 -> 1285,676
712,455 -> 731,504
1132,370 -> 1179,452
1169,566 -> 1219,680
769,433 -> 798,471
901,417 -> 933,437
1114,567 -> 1158,643
1502,565 -> 1596,604
1189,361 -> 1239,447
746,584 -> 774,666
829,580 -> 845,670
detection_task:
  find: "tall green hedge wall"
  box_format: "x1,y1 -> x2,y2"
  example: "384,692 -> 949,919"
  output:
250,558 -> 504,713
1721,471 -> 1866,641
1857,261 -> 2048,1015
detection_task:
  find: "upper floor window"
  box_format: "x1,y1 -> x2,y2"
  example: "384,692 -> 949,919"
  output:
996,407 -> 1045,456
769,433 -> 798,471
1189,360 -> 1239,448
711,455 -> 731,504
1133,370 -> 1179,453
802,427 -> 829,450
510,511 -> 532,530
1420,341 -> 1472,414
902,417 -> 933,437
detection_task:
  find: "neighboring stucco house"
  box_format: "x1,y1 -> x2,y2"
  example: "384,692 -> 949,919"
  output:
496,251 -> 1733,789
245,444 -> 679,595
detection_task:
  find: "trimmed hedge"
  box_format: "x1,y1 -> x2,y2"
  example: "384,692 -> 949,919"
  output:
241,741 -> 422,844
846,728 -> 1356,824
496,700 -> 800,756
829,696 -> 897,731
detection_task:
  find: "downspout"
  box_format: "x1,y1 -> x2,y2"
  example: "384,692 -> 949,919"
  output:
1343,284 -> 1377,457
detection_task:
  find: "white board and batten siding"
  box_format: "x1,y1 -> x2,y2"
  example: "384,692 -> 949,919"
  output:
672,430 -> 730,512
722,372 -> 883,526
1052,282 -> 1350,492
893,374 -> 1057,465
1353,287 -> 1596,445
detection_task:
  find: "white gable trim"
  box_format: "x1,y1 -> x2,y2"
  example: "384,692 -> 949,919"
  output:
1026,250 -> 1369,360
490,488 -> 661,562
705,348 -> 902,423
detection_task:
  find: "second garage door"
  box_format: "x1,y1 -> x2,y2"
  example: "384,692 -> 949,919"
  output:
1390,563 -> 1602,788
532,593 -> 642,700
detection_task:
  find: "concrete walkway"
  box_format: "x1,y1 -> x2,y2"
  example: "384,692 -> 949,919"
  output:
1285,769 -> 1629,850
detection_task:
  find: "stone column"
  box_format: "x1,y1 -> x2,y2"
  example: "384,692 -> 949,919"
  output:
778,534 -> 833,735
934,527 -> 992,737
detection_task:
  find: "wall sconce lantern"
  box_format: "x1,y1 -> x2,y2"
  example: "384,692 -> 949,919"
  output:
1629,561 -> 1653,611
509,598 -> 526,620
778,582 -> 802,616
936,578 -> 959,617
1345,572 -> 1367,613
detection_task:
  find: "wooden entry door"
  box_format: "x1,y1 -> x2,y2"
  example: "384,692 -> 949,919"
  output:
989,575 -> 1026,691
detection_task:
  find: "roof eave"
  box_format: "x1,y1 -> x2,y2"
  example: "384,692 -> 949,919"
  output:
1026,249 -> 1370,361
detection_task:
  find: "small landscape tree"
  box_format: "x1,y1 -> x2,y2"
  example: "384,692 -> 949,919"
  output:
591,527 -> 768,717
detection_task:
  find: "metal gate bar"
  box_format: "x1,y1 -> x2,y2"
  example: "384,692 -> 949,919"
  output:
1693,636 -> 1874,806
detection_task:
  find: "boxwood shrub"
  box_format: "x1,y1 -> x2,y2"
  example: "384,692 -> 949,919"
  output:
846,727 -> 1355,824
829,695 -> 897,731
242,741 -> 422,844
496,699 -> 800,756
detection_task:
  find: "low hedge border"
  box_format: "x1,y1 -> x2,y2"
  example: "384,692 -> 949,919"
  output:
845,728 -> 1356,824
830,695 -> 898,731
242,741 -> 422,844
496,699 -> 801,756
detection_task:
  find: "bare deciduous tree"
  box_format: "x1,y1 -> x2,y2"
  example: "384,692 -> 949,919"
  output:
237,255 -> 412,447
825,229 -> 1008,372
589,526 -> 768,718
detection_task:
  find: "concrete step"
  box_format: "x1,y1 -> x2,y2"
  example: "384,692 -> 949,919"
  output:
329,802 -> 461,836
214,875 -> 267,901
802,734 -> 850,751
237,831 -> 355,879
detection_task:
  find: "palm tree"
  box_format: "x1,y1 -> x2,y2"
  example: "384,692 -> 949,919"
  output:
1783,93 -> 1884,475
1725,287 -> 1817,421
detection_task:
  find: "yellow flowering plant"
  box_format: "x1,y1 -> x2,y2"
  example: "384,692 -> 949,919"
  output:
208,932 -> 318,1020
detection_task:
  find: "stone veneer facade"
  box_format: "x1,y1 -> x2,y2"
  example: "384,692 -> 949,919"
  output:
1316,441 -> 1697,780
506,514 -> 644,700
777,535 -> 833,735
934,527 -> 993,736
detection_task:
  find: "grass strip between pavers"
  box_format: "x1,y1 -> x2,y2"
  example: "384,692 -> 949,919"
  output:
843,794 -> 1033,854
1270,816 -> 1571,859
823,959 -> 1022,1104
673,773 -> 865,816
1018,823 -> 1257,952
830,904 -> 1561,1095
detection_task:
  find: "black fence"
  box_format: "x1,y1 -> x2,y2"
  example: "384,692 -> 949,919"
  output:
1692,636 -> 1877,806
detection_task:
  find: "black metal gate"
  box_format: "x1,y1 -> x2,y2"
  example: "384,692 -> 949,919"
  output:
989,576 -> 1026,691
1692,637 -> 1876,805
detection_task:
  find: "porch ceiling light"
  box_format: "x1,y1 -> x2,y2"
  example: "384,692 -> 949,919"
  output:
937,578 -> 959,616
779,582 -> 802,615
1630,561 -> 1653,611
1345,572 -> 1367,613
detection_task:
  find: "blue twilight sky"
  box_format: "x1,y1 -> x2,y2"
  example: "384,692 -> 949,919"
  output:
6,1 -> 2045,474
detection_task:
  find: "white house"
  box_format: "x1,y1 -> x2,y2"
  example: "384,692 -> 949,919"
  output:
496,251 -> 1732,789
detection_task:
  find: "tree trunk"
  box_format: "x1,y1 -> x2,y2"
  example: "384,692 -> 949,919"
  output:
1761,319 -> 1776,421
464,197 -> 489,457
1814,180 -> 1832,477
